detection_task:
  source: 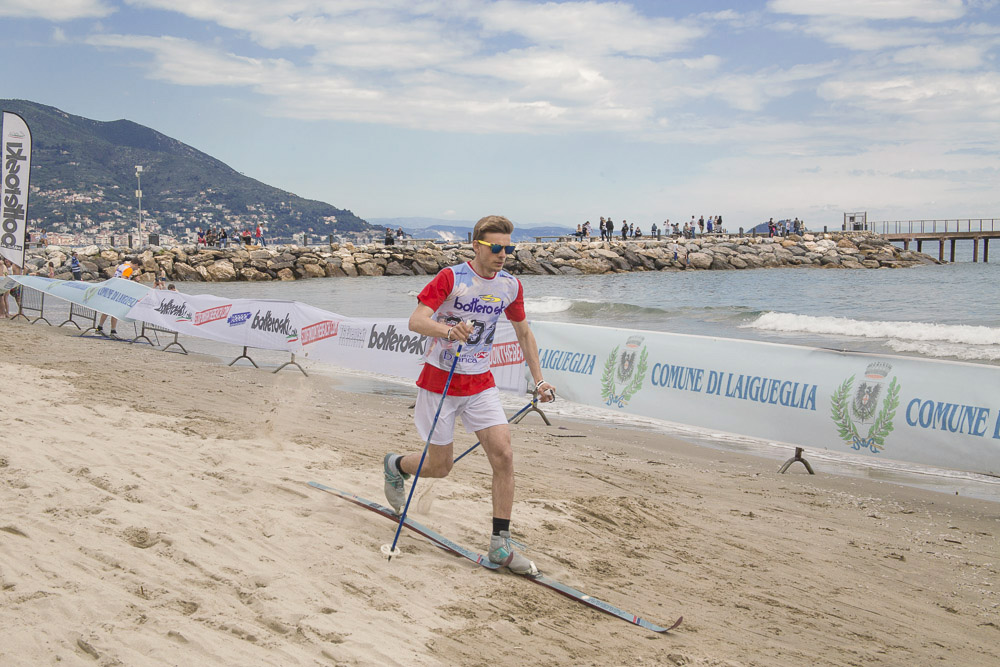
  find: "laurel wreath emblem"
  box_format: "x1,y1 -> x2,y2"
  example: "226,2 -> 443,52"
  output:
830,374 -> 900,453
601,345 -> 648,408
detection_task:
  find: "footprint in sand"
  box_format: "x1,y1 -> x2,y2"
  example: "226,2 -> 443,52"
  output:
121,526 -> 162,549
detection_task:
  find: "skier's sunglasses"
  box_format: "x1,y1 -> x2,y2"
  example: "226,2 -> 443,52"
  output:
475,240 -> 516,254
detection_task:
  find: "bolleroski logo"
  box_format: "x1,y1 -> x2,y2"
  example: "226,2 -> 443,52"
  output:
194,304 -> 232,326
831,361 -> 900,454
302,320 -> 339,345
368,324 -> 426,355
454,295 -> 505,315
251,309 -> 299,342
155,298 -> 193,321
1,141 -> 28,251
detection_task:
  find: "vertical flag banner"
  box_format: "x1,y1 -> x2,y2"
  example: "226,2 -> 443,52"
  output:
1,111 -> 32,270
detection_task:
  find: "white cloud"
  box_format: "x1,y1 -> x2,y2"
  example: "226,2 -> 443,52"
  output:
69,0 -> 1000,223
819,71 -> 1000,120
787,20 -> 938,51
767,0 -> 967,23
0,0 -> 113,20
893,43 -> 985,68
476,0 -> 705,56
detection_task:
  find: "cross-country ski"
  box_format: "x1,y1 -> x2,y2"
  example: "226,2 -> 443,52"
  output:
307,481 -> 682,634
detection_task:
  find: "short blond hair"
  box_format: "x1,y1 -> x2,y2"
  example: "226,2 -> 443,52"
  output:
473,215 -> 514,241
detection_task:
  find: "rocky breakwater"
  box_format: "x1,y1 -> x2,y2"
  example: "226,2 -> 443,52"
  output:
25,232 -> 937,282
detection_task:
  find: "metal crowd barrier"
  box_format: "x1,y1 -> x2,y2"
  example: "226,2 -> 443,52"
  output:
60,302 -> 98,332
228,346 -> 307,376
11,286 -> 51,325
132,321 -> 188,354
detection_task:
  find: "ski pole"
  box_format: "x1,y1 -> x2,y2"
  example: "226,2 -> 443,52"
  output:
382,344 -> 462,561
452,399 -> 537,464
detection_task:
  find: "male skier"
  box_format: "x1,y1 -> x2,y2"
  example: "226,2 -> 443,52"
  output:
383,215 -> 556,574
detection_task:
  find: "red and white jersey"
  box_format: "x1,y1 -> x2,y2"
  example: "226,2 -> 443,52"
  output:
417,262 -> 525,396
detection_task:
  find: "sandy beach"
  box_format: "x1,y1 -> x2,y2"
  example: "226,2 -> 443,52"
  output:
1,321 -> 998,666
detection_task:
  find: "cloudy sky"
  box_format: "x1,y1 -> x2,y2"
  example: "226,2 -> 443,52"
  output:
1,0 -> 998,228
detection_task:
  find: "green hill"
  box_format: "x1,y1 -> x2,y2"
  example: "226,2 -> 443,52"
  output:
1,99 -> 374,243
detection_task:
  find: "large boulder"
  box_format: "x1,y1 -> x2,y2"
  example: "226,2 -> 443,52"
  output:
515,249 -> 545,275
240,267 -> 271,281
687,252 -> 713,269
276,268 -> 296,281
570,258 -> 614,274
205,260 -> 238,281
412,253 -> 440,274
356,261 -> 384,277
172,262 -> 200,281
553,246 -> 582,260
301,262 -> 328,278
384,261 -> 413,276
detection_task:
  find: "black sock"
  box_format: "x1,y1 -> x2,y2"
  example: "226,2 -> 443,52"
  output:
492,518 -> 510,536
395,456 -> 406,475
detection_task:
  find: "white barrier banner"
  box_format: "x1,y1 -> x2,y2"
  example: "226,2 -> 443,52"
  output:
531,321 -> 1000,475
128,290 -> 334,352
298,316 -> 525,393
128,290 -> 528,393
13,276 -> 150,320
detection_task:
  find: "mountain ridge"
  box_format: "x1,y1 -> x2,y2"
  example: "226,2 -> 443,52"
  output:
2,99 -> 373,243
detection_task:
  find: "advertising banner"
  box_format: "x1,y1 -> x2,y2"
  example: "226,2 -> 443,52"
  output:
128,290 -> 325,351
127,290 -> 528,393
12,276 -> 150,320
531,321 -> 1000,475
1,111 -> 32,270
297,315 -> 524,392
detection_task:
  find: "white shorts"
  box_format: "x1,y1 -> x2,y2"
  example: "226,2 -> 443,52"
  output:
415,387 -> 507,445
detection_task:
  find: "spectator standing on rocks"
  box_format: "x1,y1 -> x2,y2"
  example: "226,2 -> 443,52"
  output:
385,227 -> 396,246
605,218 -> 614,241
255,224 -> 267,247
650,222 -> 658,238
621,220 -> 628,241
69,252 -> 82,281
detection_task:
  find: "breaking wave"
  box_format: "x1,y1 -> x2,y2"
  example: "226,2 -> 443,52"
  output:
744,312 -> 1000,361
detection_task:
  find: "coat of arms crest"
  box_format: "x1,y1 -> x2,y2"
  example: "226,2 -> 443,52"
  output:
601,335 -> 648,408
831,361 -> 900,453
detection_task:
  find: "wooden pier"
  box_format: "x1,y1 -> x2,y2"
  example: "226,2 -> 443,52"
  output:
874,219 -> 999,263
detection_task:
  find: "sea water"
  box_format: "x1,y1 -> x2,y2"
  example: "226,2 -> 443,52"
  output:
192,260 -> 1000,365
118,260 -> 1000,500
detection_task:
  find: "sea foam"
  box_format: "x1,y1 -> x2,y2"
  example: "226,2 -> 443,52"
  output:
745,312 -> 1000,347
